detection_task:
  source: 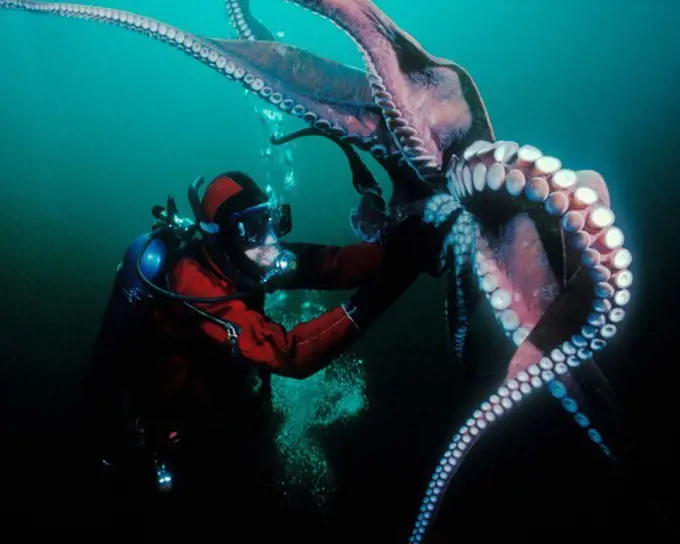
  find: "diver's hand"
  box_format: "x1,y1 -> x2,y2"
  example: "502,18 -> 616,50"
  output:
350,190 -> 389,243
382,211 -> 459,277
342,212 -> 455,330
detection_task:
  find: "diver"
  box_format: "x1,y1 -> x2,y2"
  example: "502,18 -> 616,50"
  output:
83,170 -> 454,517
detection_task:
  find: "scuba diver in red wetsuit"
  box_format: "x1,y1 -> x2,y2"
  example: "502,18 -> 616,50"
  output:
85,168 -> 454,518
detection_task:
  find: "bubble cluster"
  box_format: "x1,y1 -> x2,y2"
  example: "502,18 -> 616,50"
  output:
265,290 -> 368,504
245,89 -> 299,192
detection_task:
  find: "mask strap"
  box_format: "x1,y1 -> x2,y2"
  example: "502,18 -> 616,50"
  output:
187,176 -> 222,237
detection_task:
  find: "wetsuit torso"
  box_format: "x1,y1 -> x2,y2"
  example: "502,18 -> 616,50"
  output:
131,240 -> 383,446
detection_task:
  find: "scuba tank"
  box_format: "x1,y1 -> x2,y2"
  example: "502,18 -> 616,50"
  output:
89,176 -> 245,377
84,231 -> 169,487
85,185 -> 193,480
88,184 -> 202,390
88,232 -> 168,400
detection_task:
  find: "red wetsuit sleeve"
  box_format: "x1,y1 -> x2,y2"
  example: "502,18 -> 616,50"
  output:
281,242 -> 384,290
169,258 -> 361,379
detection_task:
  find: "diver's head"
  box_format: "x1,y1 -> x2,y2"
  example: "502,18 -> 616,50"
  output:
201,172 -> 294,281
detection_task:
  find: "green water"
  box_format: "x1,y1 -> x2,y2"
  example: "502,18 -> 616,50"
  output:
1,0 -> 679,535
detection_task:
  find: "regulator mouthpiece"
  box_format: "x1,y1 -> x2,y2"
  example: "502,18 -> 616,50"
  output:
260,249 -> 298,285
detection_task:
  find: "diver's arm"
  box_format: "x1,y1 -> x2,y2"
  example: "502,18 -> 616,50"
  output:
169,257 -> 362,378
169,255 -> 418,379
278,242 -> 385,290
230,305 -> 360,379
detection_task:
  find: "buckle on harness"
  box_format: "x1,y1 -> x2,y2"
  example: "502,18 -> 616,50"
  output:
226,323 -> 239,344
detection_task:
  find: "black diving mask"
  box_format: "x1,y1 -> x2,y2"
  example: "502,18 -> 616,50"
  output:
230,202 -> 292,248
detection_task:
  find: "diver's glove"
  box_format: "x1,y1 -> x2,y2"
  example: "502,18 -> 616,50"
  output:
350,189 -> 389,243
382,209 -> 460,277
342,212 -> 457,330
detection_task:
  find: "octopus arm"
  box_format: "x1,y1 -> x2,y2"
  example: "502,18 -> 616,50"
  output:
520,267 -> 626,462
412,141 -> 635,542
224,0 -> 275,42
445,235 -> 477,370
0,1 -> 384,144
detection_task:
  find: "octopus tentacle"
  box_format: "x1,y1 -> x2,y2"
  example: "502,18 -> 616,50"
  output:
409,375 -> 618,542
0,0 -> 391,152
411,142 -> 632,542
287,0 -> 494,182
270,127 -> 382,196
471,223 -> 558,349
547,378 -> 617,460
443,211 -> 477,365
224,0 -> 274,41
222,1 -> 410,163
409,364 -> 550,543
451,140 -> 630,363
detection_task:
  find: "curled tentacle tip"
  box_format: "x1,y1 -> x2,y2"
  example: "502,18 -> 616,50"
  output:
576,170 -> 610,207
